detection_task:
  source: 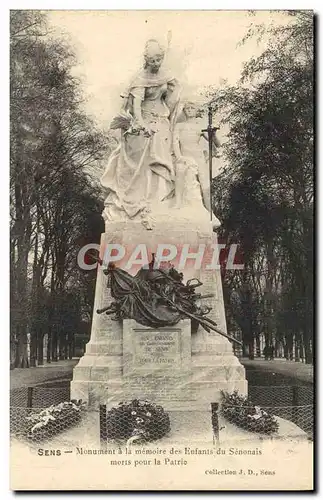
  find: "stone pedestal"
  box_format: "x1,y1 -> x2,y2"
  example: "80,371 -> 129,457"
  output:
71,216 -> 247,410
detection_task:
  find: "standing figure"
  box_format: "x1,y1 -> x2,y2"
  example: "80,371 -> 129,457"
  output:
173,101 -> 220,226
101,39 -> 181,229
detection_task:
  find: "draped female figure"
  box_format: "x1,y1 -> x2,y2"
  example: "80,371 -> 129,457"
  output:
101,39 -> 181,229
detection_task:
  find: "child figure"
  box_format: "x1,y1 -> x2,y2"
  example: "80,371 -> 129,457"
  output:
172,101 -> 220,227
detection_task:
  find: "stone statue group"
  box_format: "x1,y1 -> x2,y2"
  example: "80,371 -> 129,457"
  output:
100,39 -> 220,230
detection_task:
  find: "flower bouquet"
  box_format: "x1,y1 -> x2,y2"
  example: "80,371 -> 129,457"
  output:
23,400 -> 86,442
220,391 -> 279,435
106,399 -> 170,444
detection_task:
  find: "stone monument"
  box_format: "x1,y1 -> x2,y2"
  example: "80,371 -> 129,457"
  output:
71,38 -> 247,413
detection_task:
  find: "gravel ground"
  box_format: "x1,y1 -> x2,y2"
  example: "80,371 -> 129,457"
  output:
10,359 -> 79,390
241,358 -> 313,385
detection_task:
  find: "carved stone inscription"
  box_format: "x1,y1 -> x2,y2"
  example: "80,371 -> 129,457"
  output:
123,319 -> 191,376
123,375 -> 190,401
134,330 -> 180,367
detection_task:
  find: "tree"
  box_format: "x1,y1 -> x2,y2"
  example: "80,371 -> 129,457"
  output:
208,11 -> 313,362
10,11 -> 109,367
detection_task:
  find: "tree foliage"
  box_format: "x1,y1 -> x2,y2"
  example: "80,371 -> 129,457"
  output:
10,11 -> 110,367
209,11 -> 313,362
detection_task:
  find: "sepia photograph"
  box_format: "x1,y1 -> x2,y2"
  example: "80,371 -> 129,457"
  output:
9,9 -> 314,491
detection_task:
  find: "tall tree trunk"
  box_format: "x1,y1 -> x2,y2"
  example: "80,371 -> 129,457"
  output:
295,337 -> 300,362
255,336 -> 261,357
248,343 -> 254,360
47,331 -> 51,363
304,338 -> 313,364
29,333 -> 37,367
68,341 -> 73,360
58,336 -> 65,360
30,205 -> 40,367
15,326 -> 29,368
14,180 -> 32,368
299,338 -> 305,362
51,325 -> 58,361
37,334 -> 44,365
287,334 -> 294,360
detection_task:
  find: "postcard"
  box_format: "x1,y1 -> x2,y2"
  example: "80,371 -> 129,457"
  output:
10,9 -> 314,491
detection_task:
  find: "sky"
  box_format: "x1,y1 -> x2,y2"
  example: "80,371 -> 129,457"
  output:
47,10 -> 289,131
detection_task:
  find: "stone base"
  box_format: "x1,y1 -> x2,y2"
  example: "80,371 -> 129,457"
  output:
71,319 -> 247,411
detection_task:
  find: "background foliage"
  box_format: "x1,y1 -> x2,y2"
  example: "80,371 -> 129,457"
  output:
208,11 -> 313,362
10,11 -> 111,366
